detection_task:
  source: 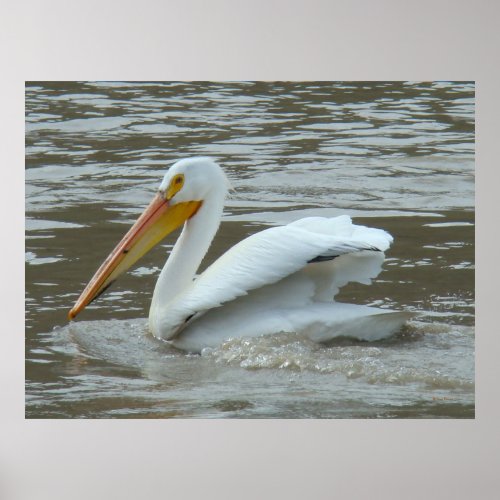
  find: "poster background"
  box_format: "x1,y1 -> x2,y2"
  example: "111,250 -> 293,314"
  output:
2,0 -> 498,498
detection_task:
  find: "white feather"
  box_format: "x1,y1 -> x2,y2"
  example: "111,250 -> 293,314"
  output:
140,158 -> 411,352
156,213 -> 401,350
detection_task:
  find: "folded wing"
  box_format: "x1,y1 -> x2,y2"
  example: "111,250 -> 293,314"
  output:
160,215 -> 393,339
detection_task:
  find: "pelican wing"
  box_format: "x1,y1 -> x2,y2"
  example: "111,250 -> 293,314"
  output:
161,215 -> 393,338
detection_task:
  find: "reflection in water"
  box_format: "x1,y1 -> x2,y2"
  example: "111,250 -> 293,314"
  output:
25,82 -> 474,418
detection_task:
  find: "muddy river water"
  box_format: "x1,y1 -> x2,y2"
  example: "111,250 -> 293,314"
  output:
25,81 -> 474,418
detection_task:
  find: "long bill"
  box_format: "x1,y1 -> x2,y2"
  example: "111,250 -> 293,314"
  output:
68,193 -> 202,320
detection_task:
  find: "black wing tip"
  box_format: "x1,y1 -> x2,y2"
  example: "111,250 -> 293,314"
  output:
308,245 -> 382,264
307,255 -> 339,263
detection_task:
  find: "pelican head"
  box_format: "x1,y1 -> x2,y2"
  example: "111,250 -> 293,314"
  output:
68,157 -> 229,320
159,157 -> 230,202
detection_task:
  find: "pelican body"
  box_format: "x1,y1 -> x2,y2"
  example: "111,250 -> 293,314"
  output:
69,158 -> 412,352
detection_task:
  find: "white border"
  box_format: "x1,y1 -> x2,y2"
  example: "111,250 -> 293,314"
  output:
3,0 -> 499,499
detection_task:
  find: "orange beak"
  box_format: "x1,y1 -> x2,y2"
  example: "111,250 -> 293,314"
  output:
68,193 -> 202,320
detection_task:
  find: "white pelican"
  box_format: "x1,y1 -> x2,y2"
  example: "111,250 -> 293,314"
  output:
69,157 -> 412,352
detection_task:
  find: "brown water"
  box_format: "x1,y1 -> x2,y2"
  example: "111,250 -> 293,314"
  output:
25,81 -> 474,418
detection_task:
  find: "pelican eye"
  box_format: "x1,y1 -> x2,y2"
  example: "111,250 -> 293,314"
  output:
166,173 -> 185,200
